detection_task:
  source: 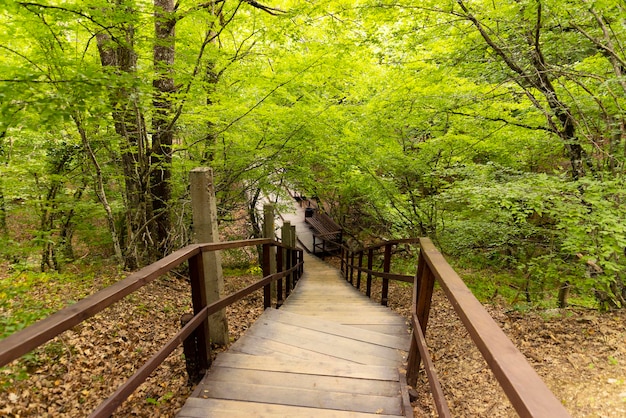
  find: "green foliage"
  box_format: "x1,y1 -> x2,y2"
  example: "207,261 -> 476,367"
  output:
0,0 -> 624,309
0,271 -> 83,338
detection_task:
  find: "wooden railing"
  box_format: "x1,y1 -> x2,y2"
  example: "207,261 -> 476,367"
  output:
340,237 -> 571,418
339,238 -> 420,305
0,238 -> 303,418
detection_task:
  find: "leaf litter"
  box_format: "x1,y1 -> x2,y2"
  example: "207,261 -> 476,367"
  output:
1,265 -> 625,417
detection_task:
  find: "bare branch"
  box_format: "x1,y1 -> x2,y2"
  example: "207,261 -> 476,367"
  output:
243,0 -> 285,16
447,111 -> 553,132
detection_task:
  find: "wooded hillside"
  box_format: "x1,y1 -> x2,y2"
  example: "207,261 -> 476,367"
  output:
0,0 -> 624,309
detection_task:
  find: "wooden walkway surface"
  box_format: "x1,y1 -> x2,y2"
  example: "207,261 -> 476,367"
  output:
176,197 -> 412,417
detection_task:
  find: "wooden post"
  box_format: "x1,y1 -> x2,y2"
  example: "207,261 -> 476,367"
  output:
340,246 -> 346,278
189,167 -> 229,346
349,251 -> 355,285
186,253 -> 212,380
381,243 -> 391,306
356,251 -> 363,290
366,248 -> 373,297
263,204 -> 277,303
407,248 -> 435,386
262,242 -> 272,309
276,243 -> 284,307
281,221 -> 292,297
290,224 -> 297,291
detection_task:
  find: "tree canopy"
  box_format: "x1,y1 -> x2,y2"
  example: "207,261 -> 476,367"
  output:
1,0 -> 625,308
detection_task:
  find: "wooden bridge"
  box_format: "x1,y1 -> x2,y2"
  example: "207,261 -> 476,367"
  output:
0,192 -> 571,417
177,252 -> 412,417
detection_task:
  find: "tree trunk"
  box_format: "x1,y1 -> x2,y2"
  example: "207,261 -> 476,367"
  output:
150,0 -> 177,257
457,0 -> 586,180
96,18 -> 150,269
73,114 -> 124,264
557,281 -> 570,308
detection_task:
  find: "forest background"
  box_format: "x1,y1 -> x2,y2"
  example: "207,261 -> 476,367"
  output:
0,0 -> 625,325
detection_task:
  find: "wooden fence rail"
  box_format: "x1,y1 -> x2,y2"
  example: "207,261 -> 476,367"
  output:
0,238 -> 304,418
339,237 -> 571,418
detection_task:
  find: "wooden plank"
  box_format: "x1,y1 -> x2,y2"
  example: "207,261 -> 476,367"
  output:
282,299 -> 385,307
211,353 -> 400,381
191,381 -> 403,415
350,324 -> 410,336
177,398 -> 402,418
283,291 -> 386,298
282,306 -> 391,312
244,320 -> 404,365
279,310 -> 408,325
265,309 -> 410,351
228,335 -> 355,364
199,367 -> 401,397
282,304 -> 398,313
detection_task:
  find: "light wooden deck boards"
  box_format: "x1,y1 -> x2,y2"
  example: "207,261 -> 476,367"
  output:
177,207 -> 412,417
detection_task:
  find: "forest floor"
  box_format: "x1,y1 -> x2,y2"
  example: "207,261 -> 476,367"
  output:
381,282 -> 626,417
1,258 -> 625,417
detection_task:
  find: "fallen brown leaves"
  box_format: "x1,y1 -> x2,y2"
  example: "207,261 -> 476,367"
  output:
2,257 -> 626,417
378,279 -> 626,417
0,272 -> 264,418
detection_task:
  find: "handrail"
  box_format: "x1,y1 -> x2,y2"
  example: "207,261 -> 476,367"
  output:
337,238 -> 421,305
0,238 -> 304,418
340,237 -> 570,417
407,238 -> 570,417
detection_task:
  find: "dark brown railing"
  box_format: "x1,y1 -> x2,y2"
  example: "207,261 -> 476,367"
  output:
339,238 -> 420,305
0,238 -> 303,418
340,237 -> 571,418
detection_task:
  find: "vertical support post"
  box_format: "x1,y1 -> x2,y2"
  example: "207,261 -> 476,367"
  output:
381,243 -> 391,306
281,221 -> 292,298
263,204 -> 277,300
407,247 -> 436,386
340,246 -> 346,278
276,243 -> 284,307
366,248 -> 373,297
262,242 -> 272,309
349,251 -> 355,285
356,251 -> 363,290
289,224 -> 297,294
416,253 -> 435,335
189,167 -> 229,346
186,252 -> 211,382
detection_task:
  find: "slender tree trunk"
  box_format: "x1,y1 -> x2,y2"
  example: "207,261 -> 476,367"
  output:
96,19 -> 150,269
151,0 -> 177,257
0,131 -> 7,235
73,114 -> 124,264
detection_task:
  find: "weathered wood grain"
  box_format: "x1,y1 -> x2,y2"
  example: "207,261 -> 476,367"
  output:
178,398 -> 402,418
176,214 -> 411,417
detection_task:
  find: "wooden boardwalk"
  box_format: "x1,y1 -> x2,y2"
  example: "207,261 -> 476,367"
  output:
176,202 -> 412,417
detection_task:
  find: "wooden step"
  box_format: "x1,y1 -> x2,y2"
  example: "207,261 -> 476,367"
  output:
189,381 -> 403,415
177,398 -> 404,418
265,309 -> 410,351
212,353 -> 401,381
229,334 -> 354,364
240,316 -> 405,366
197,367 -> 401,397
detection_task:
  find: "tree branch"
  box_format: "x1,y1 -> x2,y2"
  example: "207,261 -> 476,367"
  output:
18,2 -> 119,42
242,0 -> 285,16
455,0 -> 537,88
447,111 -> 553,132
